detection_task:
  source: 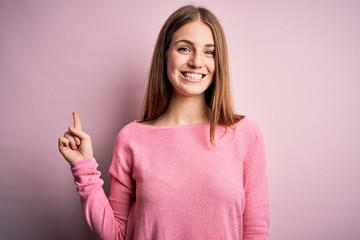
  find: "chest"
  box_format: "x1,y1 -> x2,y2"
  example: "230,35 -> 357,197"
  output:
131,138 -> 245,207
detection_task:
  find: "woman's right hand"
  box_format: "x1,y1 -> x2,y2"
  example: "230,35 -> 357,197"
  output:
58,112 -> 94,164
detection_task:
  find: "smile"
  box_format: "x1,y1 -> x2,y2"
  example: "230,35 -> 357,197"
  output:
181,72 -> 205,80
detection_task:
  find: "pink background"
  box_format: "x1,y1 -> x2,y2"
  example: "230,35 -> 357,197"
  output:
1,1 -> 359,239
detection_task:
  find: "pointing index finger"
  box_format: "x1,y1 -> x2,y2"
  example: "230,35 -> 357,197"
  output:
72,111 -> 82,130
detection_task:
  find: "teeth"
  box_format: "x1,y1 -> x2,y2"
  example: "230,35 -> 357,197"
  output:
185,72 -> 203,79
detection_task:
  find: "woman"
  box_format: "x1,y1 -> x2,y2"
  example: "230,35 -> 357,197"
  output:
58,5 -> 269,240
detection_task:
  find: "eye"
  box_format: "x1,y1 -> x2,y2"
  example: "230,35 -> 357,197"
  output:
178,46 -> 191,53
205,50 -> 215,56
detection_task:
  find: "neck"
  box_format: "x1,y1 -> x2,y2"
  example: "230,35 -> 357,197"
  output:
160,94 -> 211,126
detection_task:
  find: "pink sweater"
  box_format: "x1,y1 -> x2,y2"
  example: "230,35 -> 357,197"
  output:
71,117 -> 269,240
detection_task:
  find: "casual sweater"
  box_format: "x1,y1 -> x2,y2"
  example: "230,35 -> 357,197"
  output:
70,117 -> 270,240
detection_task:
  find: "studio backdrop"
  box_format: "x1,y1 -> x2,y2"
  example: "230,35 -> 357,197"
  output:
1,0 -> 359,239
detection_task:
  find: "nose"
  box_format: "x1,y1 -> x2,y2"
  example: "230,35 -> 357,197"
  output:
188,52 -> 204,69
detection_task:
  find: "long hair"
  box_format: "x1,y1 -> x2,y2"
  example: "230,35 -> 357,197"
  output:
142,5 -> 243,145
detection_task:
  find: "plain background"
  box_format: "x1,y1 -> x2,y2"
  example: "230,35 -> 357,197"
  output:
1,0 -> 359,239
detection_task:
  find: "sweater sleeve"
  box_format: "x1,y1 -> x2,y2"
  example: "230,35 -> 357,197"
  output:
242,127 -> 270,240
70,157 -> 134,240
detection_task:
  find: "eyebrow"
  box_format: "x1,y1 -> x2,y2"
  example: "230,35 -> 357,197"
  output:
174,39 -> 215,48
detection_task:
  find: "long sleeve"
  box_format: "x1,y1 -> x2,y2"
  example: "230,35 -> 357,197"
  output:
70,158 -> 134,240
242,128 -> 270,239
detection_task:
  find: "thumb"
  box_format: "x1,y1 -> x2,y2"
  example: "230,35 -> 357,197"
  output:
68,127 -> 90,141
67,126 -> 94,160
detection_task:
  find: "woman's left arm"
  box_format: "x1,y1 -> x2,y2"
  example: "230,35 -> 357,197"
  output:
242,128 -> 270,240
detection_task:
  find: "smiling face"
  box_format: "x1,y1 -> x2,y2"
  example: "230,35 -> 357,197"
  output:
166,20 -> 215,98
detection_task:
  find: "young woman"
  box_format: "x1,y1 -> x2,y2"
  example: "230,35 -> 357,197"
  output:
58,5 -> 269,240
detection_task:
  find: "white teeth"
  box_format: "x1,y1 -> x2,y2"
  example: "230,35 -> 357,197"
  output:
185,72 -> 203,79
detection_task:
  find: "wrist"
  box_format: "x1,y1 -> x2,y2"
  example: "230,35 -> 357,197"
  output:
69,157 -> 95,167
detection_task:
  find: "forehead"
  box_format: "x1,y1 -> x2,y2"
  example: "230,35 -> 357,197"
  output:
171,20 -> 214,45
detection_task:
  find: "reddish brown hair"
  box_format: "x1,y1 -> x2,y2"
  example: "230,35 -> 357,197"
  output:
142,5 -> 243,145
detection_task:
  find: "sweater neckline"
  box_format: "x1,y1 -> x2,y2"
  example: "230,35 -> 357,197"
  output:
132,120 -> 211,129
132,116 -> 247,129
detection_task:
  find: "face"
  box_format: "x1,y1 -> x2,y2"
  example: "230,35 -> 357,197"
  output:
166,20 -> 215,98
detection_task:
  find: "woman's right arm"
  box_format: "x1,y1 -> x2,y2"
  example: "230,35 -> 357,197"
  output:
58,112 -> 132,240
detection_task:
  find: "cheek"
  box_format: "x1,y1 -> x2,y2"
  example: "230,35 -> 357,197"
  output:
166,53 -> 177,73
166,58 -> 178,84
207,59 -> 216,75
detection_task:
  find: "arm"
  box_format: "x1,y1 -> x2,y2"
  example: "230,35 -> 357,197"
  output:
71,158 -> 133,240
242,128 -> 270,240
58,112 -> 133,240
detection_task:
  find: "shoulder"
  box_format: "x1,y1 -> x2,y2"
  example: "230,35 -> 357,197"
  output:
113,121 -> 142,146
231,117 -> 267,166
234,116 -> 263,137
111,121 -> 143,166
116,121 -> 139,136
114,120 -> 162,145
226,116 -> 265,149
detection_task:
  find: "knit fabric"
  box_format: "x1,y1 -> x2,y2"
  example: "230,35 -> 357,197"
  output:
70,117 -> 269,240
